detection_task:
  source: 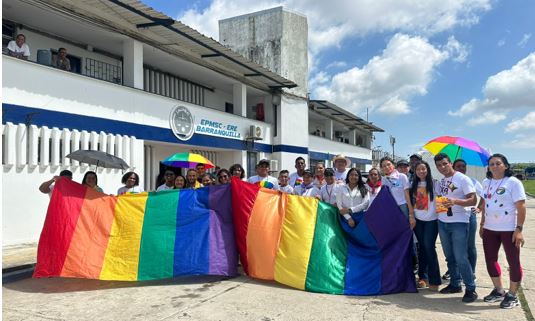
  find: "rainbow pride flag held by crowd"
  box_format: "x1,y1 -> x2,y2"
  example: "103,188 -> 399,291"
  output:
231,179 -> 416,295
33,179 -> 237,280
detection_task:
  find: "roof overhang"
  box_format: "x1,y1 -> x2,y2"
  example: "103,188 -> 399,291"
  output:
309,100 -> 384,132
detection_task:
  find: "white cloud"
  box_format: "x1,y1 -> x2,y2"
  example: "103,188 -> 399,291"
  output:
178,0 -> 491,55
518,33 -> 532,48
505,111 -> 535,132
312,34 -> 448,115
443,36 -> 471,62
507,133 -> 535,149
449,52 -> 535,118
467,111 -> 507,126
308,71 -> 330,88
326,61 -> 348,69
497,39 -> 506,47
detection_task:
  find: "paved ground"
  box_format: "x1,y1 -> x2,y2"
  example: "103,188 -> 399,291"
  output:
3,197 -> 534,321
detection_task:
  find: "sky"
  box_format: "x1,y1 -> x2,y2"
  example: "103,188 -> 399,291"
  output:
143,0 -> 535,163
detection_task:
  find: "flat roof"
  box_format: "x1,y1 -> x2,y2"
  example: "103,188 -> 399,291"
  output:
309,100 -> 384,132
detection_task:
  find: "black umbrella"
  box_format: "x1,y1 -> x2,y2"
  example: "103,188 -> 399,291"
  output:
66,150 -> 130,170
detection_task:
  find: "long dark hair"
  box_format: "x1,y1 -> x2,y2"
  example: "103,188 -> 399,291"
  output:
345,168 -> 368,197
82,171 -> 98,186
229,163 -> 245,179
410,161 -> 434,205
486,153 -> 514,179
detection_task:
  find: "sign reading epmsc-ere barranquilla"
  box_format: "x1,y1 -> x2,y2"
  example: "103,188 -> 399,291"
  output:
196,119 -> 242,139
170,105 -> 242,141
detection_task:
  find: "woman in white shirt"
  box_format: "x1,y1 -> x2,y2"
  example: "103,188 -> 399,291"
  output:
380,156 -> 416,229
409,161 -> 441,291
366,167 -> 382,205
336,168 -> 369,228
117,171 -> 144,195
478,153 -> 526,309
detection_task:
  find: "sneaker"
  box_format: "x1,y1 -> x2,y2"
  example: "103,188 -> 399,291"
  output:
500,293 -> 520,309
417,279 -> 428,289
484,288 -> 506,303
462,289 -> 478,303
442,272 -> 450,280
439,284 -> 463,294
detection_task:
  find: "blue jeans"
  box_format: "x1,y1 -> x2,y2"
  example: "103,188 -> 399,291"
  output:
438,221 -> 475,291
468,213 -> 477,273
414,219 -> 441,286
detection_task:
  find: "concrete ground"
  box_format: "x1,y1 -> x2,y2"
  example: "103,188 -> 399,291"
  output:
3,197 -> 534,321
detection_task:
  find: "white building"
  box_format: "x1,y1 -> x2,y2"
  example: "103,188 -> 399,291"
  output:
2,1 -> 383,246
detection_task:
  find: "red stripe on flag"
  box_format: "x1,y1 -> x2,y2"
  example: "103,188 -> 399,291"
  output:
33,179 -> 87,277
230,177 -> 260,274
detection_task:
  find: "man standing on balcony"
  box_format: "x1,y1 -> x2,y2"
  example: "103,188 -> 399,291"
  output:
289,157 -> 306,187
333,154 -> 351,184
52,47 -> 71,71
7,34 -> 30,60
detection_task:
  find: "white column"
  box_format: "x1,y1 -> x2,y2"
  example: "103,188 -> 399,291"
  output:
4,123 -> 16,166
40,126 -> 51,167
349,129 -> 357,145
16,124 -> 27,168
99,132 -> 107,152
50,127 -> 61,167
115,134 -> 123,159
130,137 -> 137,169
233,83 -> 247,117
28,125 -> 39,168
325,119 -> 333,140
90,131 -> 99,151
62,129 -> 71,166
122,136 -> 130,168
107,134 -> 115,155
122,38 -> 144,89
71,129 -> 81,167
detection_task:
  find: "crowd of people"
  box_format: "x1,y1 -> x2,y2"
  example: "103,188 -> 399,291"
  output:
38,152 -> 526,309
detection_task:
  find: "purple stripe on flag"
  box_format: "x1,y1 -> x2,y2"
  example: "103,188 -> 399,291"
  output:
208,184 -> 238,276
365,188 -> 417,294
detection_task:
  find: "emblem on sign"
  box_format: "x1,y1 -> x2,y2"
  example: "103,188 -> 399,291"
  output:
170,106 -> 194,141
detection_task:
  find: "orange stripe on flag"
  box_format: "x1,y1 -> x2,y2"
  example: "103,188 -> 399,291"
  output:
60,188 -> 117,278
246,189 -> 287,280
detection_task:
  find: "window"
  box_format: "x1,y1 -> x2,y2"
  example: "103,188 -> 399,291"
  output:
225,102 -> 234,114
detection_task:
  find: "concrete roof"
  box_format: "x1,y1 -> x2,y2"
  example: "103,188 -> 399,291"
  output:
309,100 -> 384,132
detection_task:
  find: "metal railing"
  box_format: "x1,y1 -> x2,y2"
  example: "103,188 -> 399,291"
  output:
143,67 -> 205,106
84,57 -> 122,84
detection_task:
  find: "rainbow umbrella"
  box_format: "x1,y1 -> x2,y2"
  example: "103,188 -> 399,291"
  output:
162,152 -> 215,169
423,136 -> 490,167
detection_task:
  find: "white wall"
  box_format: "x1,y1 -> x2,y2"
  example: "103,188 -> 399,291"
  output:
309,135 -> 372,161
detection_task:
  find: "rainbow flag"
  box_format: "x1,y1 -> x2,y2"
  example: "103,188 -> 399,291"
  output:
231,179 -> 416,295
33,179 -> 237,280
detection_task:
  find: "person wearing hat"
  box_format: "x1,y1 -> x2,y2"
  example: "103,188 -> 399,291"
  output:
247,159 -> 279,190
293,169 -> 320,197
320,168 -> 339,206
332,154 -> 351,184
397,159 -> 410,175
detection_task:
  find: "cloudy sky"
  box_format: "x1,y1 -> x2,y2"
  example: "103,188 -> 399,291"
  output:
145,0 -> 535,162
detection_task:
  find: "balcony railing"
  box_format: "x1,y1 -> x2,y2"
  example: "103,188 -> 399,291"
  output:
85,57 -> 122,84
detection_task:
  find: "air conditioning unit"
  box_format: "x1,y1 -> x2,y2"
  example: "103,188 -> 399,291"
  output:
270,159 -> 279,171
248,125 -> 263,140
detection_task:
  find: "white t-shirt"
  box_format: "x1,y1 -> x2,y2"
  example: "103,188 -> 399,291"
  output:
381,170 -> 410,206
480,177 -> 526,231
293,184 -> 320,197
247,175 -> 279,190
436,171 -> 475,223
366,184 -> 382,205
279,185 -> 294,194
117,185 -> 144,195
336,185 -> 370,213
320,184 -> 339,205
7,41 -> 30,57
156,184 -> 174,192
335,168 -> 349,183
413,181 -> 438,221
289,172 -> 304,187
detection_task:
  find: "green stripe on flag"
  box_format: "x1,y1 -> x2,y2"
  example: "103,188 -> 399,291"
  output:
304,201 -> 347,294
138,190 -> 179,280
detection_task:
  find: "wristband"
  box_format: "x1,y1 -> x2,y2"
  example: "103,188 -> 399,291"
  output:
343,214 -> 352,220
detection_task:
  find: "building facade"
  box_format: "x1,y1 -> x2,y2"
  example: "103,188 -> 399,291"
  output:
2,1 -> 382,246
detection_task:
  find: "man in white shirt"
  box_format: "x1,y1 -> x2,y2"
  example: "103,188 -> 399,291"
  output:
7,34 -> 30,60
293,170 -> 320,197
247,159 -> 279,190
332,154 -> 351,184
320,168 -> 338,206
434,153 -> 478,303
157,170 -> 176,191
289,157 -> 306,187
278,170 -> 294,194
39,170 -> 73,196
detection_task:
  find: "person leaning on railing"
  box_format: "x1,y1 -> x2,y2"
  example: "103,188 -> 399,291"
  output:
7,34 -> 30,60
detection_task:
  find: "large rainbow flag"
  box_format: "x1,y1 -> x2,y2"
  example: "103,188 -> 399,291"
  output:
34,178 -> 416,296
231,179 -> 416,295
33,179 -> 237,280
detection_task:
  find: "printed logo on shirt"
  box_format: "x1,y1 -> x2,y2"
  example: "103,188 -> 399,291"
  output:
386,177 -> 401,187
415,186 -> 429,211
448,183 -> 458,192
294,178 -> 303,186
258,181 -> 274,189
496,187 -> 506,195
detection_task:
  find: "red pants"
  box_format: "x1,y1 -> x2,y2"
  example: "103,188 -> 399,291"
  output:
482,229 -> 523,282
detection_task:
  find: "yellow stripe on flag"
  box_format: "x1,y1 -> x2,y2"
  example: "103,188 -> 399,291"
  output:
274,195 -> 318,290
99,193 -> 148,280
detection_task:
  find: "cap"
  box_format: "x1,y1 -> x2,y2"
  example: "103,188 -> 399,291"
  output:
302,169 -> 313,177
257,159 -> 270,167
397,160 -> 409,167
409,154 -> 422,160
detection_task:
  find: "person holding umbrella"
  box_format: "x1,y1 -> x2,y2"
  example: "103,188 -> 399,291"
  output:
478,153 -> 526,309
82,171 -> 103,193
